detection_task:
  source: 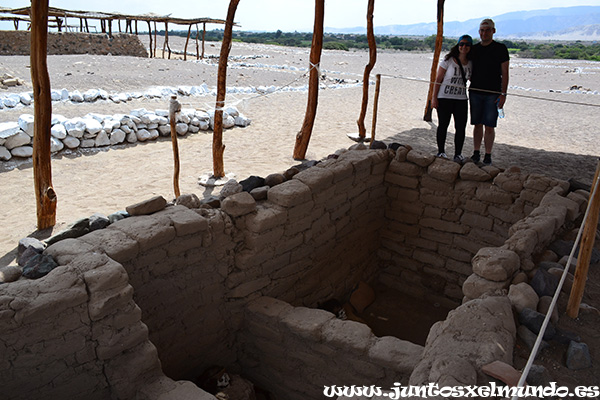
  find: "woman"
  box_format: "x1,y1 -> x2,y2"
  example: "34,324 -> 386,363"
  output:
431,34 -> 473,162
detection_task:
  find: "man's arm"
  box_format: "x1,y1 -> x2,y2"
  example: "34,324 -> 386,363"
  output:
498,60 -> 509,108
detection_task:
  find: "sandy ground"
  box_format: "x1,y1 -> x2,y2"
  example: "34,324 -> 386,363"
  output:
1,37 -> 600,266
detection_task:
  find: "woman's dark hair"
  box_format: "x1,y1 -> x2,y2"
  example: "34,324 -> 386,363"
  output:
444,43 -> 472,62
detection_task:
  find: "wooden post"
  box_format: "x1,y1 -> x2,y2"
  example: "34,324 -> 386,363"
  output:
184,24 -> 192,61
567,159 -> 600,318
163,22 -> 170,59
31,0 -> 57,230
147,21 -> 153,57
424,0 -> 445,121
369,74 -> 382,148
201,22 -> 206,59
293,0 -> 325,160
213,0 -> 240,178
357,0 -> 376,139
154,21 -> 158,57
169,95 -> 182,198
108,19 -> 112,37
195,24 -> 200,60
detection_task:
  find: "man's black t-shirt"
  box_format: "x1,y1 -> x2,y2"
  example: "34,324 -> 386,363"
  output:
469,40 -> 510,94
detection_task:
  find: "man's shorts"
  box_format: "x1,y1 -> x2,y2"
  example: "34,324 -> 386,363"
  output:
470,92 -> 499,128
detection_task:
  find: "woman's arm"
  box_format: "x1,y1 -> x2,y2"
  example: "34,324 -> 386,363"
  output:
431,65 -> 446,109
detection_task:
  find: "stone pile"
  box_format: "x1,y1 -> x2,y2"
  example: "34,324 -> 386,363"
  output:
0,105 -> 251,161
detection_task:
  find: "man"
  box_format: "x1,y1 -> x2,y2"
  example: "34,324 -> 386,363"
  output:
469,19 -> 510,166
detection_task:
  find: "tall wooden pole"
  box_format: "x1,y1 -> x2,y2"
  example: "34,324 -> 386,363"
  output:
201,22 -> 206,60
169,95 -> 182,198
369,74 -> 382,148
195,24 -> 200,60
184,24 -> 192,61
357,0 -> 376,139
293,0 -> 325,160
567,159 -> 600,318
213,0 -> 240,178
147,21 -> 153,58
424,0 -> 445,121
31,0 -> 57,229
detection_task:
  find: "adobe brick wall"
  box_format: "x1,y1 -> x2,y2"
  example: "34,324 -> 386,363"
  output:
0,31 -> 148,57
0,147 -> 584,399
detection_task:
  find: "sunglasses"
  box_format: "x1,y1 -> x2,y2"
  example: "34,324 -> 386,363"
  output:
458,42 -> 471,47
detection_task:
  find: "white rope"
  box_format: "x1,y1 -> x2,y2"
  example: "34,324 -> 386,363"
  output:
511,164 -> 600,399
378,73 -> 600,108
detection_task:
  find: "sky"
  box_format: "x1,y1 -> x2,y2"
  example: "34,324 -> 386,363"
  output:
1,0 -> 600,32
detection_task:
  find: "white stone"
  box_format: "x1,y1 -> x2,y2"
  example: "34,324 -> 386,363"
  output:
188,125 -> 200,133
3,94 -> 20,108
110,129 -> 126,145
126,131 -> 137,143
224,115 -> 236,129
50,137 -> 64,153
62,136 -> 80,149
120,125 -> 132,134
148,129 -> 160,140
0,122 -> 20,140
235,114 -> 251,127
176,123 -> 189,135
195,110 -> 210,121
4,131 -> 30,150
224,106 -> 239,118
64,118 -> 86,138
155,109 -> 169,117
178,86 -> 193,96
0,146 -> 11,161
80,139 -> 95,148
70,90 -> 84,102
95,131 -> 110,147
83,89 -> 102,102
136,129 -> 152,142
18,114 -> 35,136
51,114 -> 67,125
51,89 -> 63,101
19,92 -> 33,105
145,88 -> 162,98
177,113 -> 191,124
83,118 -> 103,134
11,146 -> 33,158
158,125 -> 171,136
199,120 -> 209,131
51,124 -> 67,139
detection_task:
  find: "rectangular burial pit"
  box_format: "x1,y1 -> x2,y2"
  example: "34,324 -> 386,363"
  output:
0,146 -> 584,400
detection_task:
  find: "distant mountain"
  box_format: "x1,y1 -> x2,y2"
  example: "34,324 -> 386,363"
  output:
325,6 -> 600,41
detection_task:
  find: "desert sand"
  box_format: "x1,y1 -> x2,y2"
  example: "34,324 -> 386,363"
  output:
1,37 -> 599,266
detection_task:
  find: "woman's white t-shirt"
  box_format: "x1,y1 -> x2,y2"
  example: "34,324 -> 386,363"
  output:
437,58 -> 472,100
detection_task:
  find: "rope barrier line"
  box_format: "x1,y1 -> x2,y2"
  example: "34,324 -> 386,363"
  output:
378,72 -> 600,109
511,165 -> 600,400
181,62 -> 600,112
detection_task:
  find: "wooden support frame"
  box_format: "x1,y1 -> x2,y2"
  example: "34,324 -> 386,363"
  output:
169,95 -> 182,198
567,159 -> 600,318
424,0 -> 445,122
31,0 -> 57,229
212,0 -> 240,178
293,0 -> 325,160
357,0 -> 376,139
184,24 -> 192,61
369,74 -> 382,148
